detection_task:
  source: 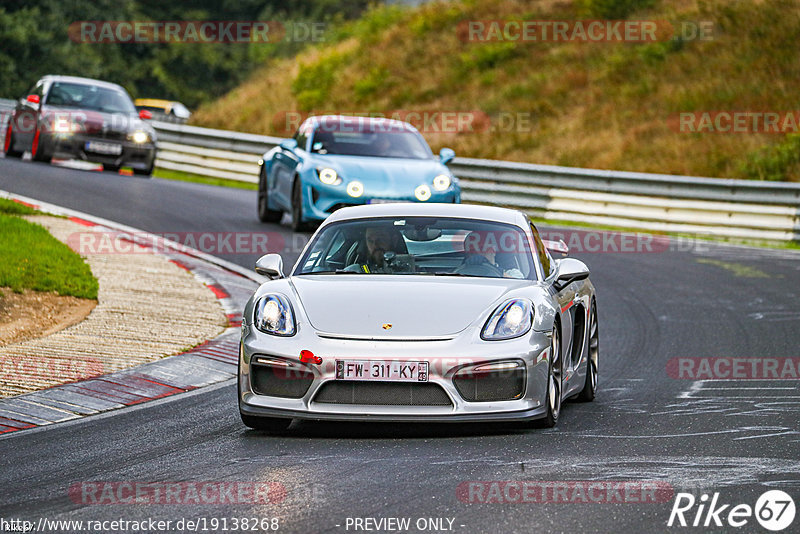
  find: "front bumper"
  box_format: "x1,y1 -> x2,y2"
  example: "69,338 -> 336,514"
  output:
300,181 -> 461,222
239,325 -> 551,423
49,133 -> 156,171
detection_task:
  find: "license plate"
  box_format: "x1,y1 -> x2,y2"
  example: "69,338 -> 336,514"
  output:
367,199 -> 410,204
335,360 -> 429,382
85,141 -> 122,155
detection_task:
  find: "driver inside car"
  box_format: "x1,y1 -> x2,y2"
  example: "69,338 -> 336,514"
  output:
343,226 -> 408,273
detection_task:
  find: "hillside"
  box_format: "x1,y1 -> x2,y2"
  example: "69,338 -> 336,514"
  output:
192,0 -> 800,181
0,1 -> 371,108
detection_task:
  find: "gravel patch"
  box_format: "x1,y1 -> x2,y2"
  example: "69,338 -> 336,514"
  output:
0,215 -> 227,398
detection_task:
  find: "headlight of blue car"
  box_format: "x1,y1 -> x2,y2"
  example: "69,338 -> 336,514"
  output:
432,174 -> 451,191
481,298 -> 533,340
317,167 -> 342,185
254,294 -> 296,336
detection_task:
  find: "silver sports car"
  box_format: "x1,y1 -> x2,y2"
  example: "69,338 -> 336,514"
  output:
239,203 -> 598,431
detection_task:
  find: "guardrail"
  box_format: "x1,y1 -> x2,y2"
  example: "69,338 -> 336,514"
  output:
1,104 -> 797,242
150,121 -> 800,242
451,159 -> 800,242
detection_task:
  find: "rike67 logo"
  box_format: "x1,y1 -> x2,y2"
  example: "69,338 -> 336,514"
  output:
668,490 -> 795,531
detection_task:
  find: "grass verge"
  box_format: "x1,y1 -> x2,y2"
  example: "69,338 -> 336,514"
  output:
0,210 -> 98,299
0,197 -> 37,216
153,167 -> 257,190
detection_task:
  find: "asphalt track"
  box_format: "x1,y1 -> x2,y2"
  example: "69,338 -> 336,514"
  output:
1,157 -> 799,533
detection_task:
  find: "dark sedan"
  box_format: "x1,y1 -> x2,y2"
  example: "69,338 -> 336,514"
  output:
2,75 -> 156,176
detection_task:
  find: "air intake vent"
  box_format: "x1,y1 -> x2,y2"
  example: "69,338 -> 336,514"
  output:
314,381 -> 452,406
250,357 -> 313,398
453,364 -> 526,402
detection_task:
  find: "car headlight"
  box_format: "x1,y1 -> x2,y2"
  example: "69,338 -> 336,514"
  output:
432,174 -> 451,191
129,131 -> 150,144
347,180 -> 364,197
415,184 -> 432,201
481,299 -> 533,341
317,167 -> 341,185
253,294 -> 296,336
52,118 -> 80,134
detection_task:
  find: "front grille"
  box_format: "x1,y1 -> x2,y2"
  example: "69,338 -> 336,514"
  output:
86,131 -> 128,142
453,365 -> 526,402
314,381 -> 452,406
250,359 -> 314,398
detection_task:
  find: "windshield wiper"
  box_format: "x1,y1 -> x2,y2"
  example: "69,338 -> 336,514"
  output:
429,272 -> 484,278
301,269 -> 360,274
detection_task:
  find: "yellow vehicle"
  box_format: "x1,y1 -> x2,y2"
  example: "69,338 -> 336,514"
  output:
134,99 -> 191,123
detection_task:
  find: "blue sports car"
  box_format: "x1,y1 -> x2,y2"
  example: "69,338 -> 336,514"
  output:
257,115 -> 461,231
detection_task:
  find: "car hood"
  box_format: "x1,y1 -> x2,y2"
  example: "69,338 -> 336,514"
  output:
290,276 -> 529,339
308,154 -> 447,188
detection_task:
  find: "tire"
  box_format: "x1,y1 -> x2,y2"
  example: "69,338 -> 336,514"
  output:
576,304 -> 599,402
104,164 -> 121,173
240,413 -> 292,432
133,161 -> 153,177
291,179 -> 311,232
3,122 -> 22,158
257,166 -> 282,223
31,127 -> 52,163
534,325 -> 562,428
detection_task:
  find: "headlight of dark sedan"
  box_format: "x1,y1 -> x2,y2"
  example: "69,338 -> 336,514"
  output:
253,294 -> 296,336
481,298 -> 533,340
52,118 -> 81,134
128,130 -> 151,144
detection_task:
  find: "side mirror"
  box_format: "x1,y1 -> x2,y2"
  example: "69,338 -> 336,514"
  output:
280,138 -> 298,151
439,147 -> 455,165
255,254 -> 284,279
26,94 -> 40,106
139,109 -> 153,120
553,258 -> 589,291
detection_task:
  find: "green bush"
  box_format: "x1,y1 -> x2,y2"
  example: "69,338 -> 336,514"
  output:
459,41 -> 519,72
353,67 -> 389,101
740,134 -> 800,181
291,51 -> 351,110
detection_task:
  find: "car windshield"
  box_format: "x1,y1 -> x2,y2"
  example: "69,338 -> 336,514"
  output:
45,82 -> 136,114
294,216 -> 538,280
309,126 -> 432,159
